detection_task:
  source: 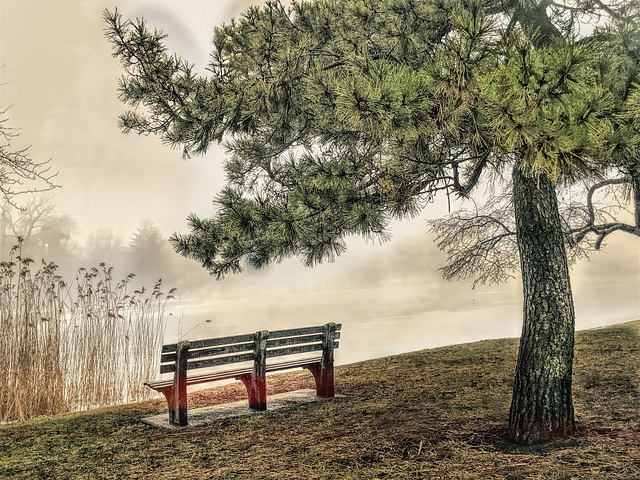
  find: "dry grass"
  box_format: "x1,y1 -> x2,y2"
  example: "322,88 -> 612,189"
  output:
0,240 -> 174,422
0,320 -> 637,479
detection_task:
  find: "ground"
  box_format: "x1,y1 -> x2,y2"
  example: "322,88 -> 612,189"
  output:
0,321 -> 638,479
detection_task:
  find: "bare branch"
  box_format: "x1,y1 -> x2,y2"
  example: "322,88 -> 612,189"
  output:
429,191 -> 518,288
0,110 -> 59,206
431,170 -> 640,287
565,174 -> 639,249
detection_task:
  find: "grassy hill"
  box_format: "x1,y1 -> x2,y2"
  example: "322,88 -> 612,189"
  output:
0,321 -> 638,479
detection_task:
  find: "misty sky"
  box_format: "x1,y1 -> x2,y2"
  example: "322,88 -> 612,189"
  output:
1,0 -> 638,364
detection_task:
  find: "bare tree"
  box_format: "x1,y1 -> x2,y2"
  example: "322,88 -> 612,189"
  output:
430,190 -> 519,288
0,194 -> 80,264
430,168 -> 640,288
0,109 -> 58,203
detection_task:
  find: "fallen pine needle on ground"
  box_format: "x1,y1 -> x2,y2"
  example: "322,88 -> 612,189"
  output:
0,321 -> 638,479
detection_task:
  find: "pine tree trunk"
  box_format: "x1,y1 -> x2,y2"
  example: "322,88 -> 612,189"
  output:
629,164 -> 640,230
509,161 -> 576,442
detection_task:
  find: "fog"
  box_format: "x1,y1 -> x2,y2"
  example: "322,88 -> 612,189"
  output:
1,0 -> 638,366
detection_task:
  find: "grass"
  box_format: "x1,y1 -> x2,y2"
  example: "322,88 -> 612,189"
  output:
0,320 -> 638,479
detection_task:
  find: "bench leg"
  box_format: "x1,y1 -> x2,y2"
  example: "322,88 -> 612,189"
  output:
237,330 -> 268,411
158,386 -> 188,426
238,373 -> 267,411
174,382 -> 188,426
171,341 -> 189,426
158,387 -> 178,425
311,322 -> 337,398
306,363 -> 334,398
157,342 -> 189,427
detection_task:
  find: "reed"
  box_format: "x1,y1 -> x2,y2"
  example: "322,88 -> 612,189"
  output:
0,239 -> 174,422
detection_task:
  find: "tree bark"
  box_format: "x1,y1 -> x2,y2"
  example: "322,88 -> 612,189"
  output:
509,161 -> 576,442
629,164 -> 640,230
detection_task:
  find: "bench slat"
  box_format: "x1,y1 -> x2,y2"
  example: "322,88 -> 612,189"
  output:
266,343 -> 323,358
146,366 -> 254,390
265,357 -> 322,372
186,352 -> 256,371
268,324 -> 341,339
268,325 -> 323,339
162,332 -> 255,353
147,357 -> 323,391
160,352 -> 255,373
267,333 -> 322,348
161,341 -> 255,364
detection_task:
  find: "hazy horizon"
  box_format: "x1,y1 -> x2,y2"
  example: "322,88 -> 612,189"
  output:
1,0 -> 638,364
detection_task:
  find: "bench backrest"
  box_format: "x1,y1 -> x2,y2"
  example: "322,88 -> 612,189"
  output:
159,323 -> 341,374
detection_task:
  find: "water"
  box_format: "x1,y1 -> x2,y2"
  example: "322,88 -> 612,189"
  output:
165,275 -> 639,368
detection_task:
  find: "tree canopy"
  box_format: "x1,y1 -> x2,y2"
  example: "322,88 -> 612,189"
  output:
105,0 -> 639,279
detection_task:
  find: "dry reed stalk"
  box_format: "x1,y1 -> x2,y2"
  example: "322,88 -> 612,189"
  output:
0,239 -> 174,422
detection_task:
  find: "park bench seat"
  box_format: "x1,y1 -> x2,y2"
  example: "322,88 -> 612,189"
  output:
146,323 -> 341,426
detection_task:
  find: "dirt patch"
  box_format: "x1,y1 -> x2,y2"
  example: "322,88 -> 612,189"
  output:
142,389 -> 343,429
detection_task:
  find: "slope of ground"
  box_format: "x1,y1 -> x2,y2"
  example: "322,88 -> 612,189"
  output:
0,321 -> 638,479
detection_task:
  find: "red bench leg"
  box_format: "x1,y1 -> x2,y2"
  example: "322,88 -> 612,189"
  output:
158,387 -> 176,424
306,362 -> 334,398
236,330 -> 268,410
171,341 -> 189,426
237,372 -> 266,410
306,323 -> 337,398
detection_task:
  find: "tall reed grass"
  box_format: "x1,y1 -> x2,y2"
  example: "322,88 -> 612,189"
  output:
0,239 -> 175,422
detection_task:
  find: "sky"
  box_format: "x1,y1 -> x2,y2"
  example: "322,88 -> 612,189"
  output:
1,0 -> 639,365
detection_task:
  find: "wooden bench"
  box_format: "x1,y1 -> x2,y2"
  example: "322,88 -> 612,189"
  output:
146,322 -> 341,426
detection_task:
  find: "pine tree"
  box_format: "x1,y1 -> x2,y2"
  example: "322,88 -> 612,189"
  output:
104,0 -> 640,441
129,220 -> 174,284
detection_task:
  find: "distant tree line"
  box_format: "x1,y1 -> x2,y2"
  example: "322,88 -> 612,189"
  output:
0,195 -> 192,290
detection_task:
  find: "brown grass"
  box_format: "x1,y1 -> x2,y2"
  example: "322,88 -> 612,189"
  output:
0,320 -> 637,479
0,240 -> 174,422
